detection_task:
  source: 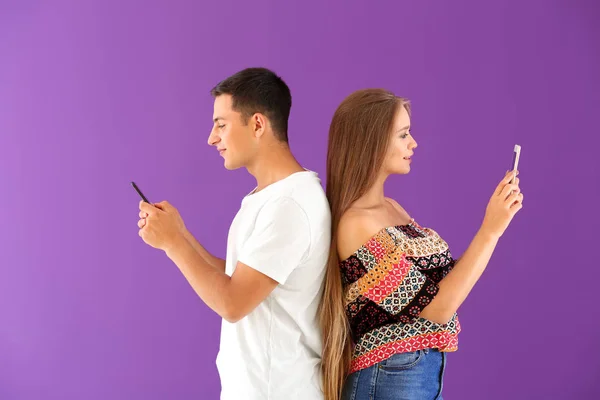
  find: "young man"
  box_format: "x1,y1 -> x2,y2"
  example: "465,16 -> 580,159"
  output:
137,68 -> 330,399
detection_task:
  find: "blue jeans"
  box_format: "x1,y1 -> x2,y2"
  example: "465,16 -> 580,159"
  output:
341,348 -> 446,400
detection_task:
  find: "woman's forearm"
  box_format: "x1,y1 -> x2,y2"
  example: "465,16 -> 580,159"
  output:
420,228 -> 499,324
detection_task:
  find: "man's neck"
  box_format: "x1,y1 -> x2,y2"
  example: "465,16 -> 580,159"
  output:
247,145 -> 305,193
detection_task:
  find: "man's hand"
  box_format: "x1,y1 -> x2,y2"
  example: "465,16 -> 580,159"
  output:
138,200 -> 187,252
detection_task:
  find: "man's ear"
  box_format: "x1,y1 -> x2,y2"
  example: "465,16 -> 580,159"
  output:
251,113 -> 267,138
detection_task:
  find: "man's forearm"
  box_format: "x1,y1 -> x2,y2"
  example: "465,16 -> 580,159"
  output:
183,230 -> 226,272
166,235 -> 235,320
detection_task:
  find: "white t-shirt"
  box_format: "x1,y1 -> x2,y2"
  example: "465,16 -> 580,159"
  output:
216,170 -> 331,400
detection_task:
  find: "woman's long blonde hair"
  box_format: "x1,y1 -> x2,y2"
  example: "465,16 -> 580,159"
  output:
318,89 -> 410,400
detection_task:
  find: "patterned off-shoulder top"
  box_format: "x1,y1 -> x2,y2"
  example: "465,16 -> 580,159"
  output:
340,218 -> 461,374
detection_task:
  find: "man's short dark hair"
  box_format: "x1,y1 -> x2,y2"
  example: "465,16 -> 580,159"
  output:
211,67 -> 292,143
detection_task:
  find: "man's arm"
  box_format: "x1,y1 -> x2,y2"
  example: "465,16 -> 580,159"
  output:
155,196 -> 310,323
166,235 -> 278,323
183,230 -> 226,272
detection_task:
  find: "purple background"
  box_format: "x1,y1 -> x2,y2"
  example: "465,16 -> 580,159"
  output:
1,0 -> 599,399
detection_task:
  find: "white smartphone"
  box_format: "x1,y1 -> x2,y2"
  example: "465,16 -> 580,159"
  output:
510,144 -> 521,183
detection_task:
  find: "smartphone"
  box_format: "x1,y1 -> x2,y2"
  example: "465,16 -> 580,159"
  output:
510,144 -> 521,183
131,181 -> 150,203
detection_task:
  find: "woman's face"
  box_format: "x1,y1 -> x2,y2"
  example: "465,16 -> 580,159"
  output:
383,105 -> 418,176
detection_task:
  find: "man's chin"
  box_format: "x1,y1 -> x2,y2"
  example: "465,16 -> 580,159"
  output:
223,161 -> 242,171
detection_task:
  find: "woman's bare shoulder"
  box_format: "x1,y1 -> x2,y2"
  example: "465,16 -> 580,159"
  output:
337,208 -> 387,261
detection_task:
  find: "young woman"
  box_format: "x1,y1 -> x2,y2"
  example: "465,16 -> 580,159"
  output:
319,89 -> 523,400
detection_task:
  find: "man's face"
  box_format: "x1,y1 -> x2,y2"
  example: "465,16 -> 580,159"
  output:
208,95 -> 257,170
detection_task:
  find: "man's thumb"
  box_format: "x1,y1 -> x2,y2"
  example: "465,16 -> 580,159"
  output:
153,202 -> 166,210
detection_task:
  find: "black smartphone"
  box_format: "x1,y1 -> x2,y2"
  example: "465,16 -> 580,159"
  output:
131,181 -> 150,203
